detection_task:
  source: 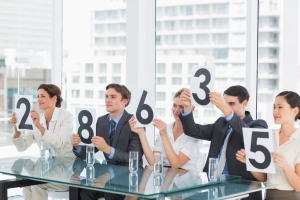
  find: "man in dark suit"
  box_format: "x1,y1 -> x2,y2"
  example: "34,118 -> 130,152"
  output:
70,83 -> 143,200
179,85 -> 268,200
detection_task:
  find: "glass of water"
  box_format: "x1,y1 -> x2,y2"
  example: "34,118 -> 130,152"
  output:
86,146 -> 95,166
154,152 -> 163,174
129,151 -> 138,173
86,165 -> 95,185
41,142 -> 50,161
208,158 -> 218,182
129,172 -> 138,192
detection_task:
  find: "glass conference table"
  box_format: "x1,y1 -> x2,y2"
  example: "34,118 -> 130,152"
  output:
0,156 -> 272,200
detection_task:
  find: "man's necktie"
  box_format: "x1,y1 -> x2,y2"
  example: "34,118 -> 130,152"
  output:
218,129 -> 232,175
109,120 -> 116,145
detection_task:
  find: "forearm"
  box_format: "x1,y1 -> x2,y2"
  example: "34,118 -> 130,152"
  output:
284,166 -> 300,192
36,124 -> 46,135
251,171 -> 267,182
161,134 -> 183,168
138,132 -> 154,165
13,127 -> 21,139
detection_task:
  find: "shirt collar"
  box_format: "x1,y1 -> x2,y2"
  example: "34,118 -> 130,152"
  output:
108,112 -> 124,125
290,129 -> 300,140
39,107 -> 61,124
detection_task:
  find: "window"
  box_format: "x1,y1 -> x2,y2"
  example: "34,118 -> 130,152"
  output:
165,35 -> 177,45
197,4 -> 210,15
85,77 -> 93,84
156,63 -> 166,74
213,34 -> 228,44
197,19 -> 210,29
214,49 -> 228,59
112,63 -> 121,73
98,90 -> 105,99
165,21 -> 176,31
95,11 -> 107,20
213,3 -> 228,14
156,92 -> 166,101
166,6 -> 177,16
85,90 -> 93,98
156,108 -> 166,116
85,64 -> 93,73
112,76 -> 121,83
72,90 -> 80,98
182,5 -> 193,16
180,20 -> 193,30
172,77 -> 182,85
232,2 -> 245,14
172,63 -> 182,73
232,18 -> 245,29
157,77 -> 166,85
98,76 -> 107,84
95,38 -> 105,46
197,34 -> 210,44
204,109 -> 216,117
95,24 -> 105,33
181,35 -> 193,45
156,36 -> 161,45
99,64 -> 107,73
213,19 -> 228,29
72,76 -> 80,83
188,63 -> 198,73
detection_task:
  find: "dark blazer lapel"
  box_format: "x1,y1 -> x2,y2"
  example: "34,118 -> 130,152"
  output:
98,114 -> 110,145
112,110 -> 131,147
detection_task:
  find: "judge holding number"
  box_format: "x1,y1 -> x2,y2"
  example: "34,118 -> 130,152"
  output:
10,83 -> 74,200
236,91 -> 300,200
179,85 -> 268,200
129,88 -> 202,170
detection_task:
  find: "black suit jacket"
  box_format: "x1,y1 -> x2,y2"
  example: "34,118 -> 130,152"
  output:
179,111 -> 268,180
73,110 -> 143,164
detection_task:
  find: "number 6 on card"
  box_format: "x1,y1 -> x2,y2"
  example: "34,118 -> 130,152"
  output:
243,128 -> 275,173
14,95 -> 34,131
76,108 -> 96,146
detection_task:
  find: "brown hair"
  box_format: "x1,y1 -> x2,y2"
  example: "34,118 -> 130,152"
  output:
37,84 -> 63,107
174,88 -> 184,99
106,83 -> 131,107
224,85 -> 249,103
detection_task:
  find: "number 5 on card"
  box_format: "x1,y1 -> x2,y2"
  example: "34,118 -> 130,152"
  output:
14,95 -> 34,131
243,128 -> 275,174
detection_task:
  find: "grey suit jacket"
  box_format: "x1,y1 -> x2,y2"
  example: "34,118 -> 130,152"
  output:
73,110 -> 143,164
179,111 -> 268,180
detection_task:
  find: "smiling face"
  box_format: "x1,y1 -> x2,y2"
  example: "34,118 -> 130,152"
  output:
172,97 -> 184,120
105,88 -> 128,116
37,89 -> 57,110
224,94 -> 248,119
273,96 -> 299,124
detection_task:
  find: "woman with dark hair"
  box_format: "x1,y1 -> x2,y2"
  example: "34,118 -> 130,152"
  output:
236,91 -> 300,200
10,83 -> 74,200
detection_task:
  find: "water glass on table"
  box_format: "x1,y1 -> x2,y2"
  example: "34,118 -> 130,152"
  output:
129,172 -> 139,192
86,146 -> 95,166
154,152 -> 163,174
208,158 -> 219,182
41,142 -> 50,161
129,151 -> 138,173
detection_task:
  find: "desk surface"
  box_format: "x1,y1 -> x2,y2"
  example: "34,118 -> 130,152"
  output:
0,156 -> 271,199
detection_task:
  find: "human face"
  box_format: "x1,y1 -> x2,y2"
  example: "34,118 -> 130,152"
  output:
105,88 -> 128,116
172,97 -> 184,120
273,96 -> 298,124
223,94 -> 247,119
37,89 -> 56,110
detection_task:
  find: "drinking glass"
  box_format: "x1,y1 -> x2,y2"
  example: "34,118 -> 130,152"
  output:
154,152 -> 163,174
86,165 -> 95,185
41,142 -> 50,161
129,151 -> 138,173
86,146 -> 95,166
129,172 -> 138,192
208,158 -> 218,182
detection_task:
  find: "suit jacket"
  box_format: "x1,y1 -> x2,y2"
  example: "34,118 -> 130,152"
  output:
12,108 -> 75,157
74,110 -> 143,164
179,111 -> 268,180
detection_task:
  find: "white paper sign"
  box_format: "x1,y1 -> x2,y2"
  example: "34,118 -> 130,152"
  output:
190,66 -> 215,108
76,108 -> 96,146
14,95 -> 34,131
243,128 -> 275,174
131,88 -> 156,127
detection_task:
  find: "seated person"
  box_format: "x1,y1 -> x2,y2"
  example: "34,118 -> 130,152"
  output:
236,91 -> 300,200
10,83 -> 74,200
129,88 -> 202,170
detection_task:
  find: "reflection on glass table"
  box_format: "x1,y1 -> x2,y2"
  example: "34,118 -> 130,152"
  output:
0,156 -> 261,199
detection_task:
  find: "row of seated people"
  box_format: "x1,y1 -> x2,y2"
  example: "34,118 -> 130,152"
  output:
9,83 -> 300,200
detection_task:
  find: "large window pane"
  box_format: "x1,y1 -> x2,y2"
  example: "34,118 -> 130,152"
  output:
156,0 -> 248,126
0,0 -> 53,136
63,1 -> 126,113
258,0 -> 300,127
